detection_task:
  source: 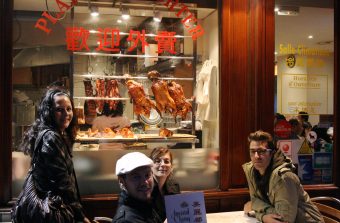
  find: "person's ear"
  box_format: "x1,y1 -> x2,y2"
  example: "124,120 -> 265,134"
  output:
118,177 -> 127,191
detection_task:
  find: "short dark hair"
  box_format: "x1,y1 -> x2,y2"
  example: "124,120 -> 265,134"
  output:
248,130 -> 276,151
298,111 -> 309,122
288,118 -> 300,127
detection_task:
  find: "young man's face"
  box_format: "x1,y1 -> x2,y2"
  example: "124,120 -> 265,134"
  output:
249,141 -> 273,175
120,166 -> 154,202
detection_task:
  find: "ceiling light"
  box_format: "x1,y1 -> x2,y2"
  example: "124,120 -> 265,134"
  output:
277,6 -> 299,16
308,35 -> 313,39
121,8 -> 130,20
117,19 -> 122,24
153,11 -> 162,23
90,5 -> 99,17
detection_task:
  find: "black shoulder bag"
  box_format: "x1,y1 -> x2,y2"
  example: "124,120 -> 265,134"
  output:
11,129 -> 75,223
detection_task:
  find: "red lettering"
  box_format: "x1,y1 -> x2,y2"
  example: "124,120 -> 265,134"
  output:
35,18 -> 52,34
182,14 -> 198,28
188,24 -> 205,40
163,0 -> 179,10
42,11 -> 57,24
155,31 -> 177,54
56,0 -> 71,12
71,0 -> 78,5
176,3 -> 189,17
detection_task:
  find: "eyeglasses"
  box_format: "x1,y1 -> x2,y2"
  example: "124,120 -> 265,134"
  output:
249,148 -> 272,156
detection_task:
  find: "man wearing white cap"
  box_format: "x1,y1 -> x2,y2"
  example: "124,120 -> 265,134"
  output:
112,152 -> 163,223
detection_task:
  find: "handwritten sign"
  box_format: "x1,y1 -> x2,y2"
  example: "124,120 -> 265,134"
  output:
165,192 -> 207,223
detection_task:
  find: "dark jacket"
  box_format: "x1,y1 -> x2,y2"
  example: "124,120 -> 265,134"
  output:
35,130 -> 85,220
13,129 -> 85,222
242,150 -> 324,223
112,190 -> 163,223
152,176 -> 180,221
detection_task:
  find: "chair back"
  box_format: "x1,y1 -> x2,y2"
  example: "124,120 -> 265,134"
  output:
311,196 -> 340,223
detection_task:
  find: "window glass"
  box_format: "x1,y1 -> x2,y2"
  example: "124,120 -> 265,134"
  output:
12,0 -> 220,196
274,0 -> 334,184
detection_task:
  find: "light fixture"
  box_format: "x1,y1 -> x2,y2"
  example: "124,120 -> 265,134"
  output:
308,35 -> 313,39
121,8 -> 130,20
89,5 -> 99,17
153,5 -> 162,23
277,6 -> 299,16
117,19 -> 122,24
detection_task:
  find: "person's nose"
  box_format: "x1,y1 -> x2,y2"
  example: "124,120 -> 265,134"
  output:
254,151 -> 260,159
159,160 -> 166,165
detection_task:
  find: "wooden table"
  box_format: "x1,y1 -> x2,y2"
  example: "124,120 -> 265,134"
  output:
206,211 -> 259,223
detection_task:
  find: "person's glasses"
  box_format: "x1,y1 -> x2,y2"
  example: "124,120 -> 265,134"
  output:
249,148 -> 272,156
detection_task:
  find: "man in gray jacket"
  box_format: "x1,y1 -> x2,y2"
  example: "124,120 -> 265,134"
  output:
243,130 -> 324,223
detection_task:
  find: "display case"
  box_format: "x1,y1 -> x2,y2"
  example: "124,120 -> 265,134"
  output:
71,28 -> 199,149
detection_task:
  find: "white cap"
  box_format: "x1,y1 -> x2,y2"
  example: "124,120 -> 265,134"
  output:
116,152 -> 153,176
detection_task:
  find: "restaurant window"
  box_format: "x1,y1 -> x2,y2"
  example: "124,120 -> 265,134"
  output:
274,0 -> 334,184
12,0 -> 220,196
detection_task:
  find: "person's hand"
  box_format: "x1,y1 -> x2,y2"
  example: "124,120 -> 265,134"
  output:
243,201 -> 252,214
83,217 -> 91,223
262,214 -> 288,223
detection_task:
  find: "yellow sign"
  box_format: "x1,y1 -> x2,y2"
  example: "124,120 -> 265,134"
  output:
298,139 -> 313,154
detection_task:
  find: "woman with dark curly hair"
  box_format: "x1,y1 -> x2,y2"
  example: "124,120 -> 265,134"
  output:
150,147 -> 180,221
12,88 -> 90,223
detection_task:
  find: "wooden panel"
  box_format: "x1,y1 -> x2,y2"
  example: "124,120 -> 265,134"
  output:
219,0 -> 275,190
0,0 -> 13,204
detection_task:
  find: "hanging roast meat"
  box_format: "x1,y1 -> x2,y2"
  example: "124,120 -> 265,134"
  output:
148,70 -> 177,117
95,79 -> 106,113
83,79 -> 93,97
168,81 -> 192,120
106,79 -> 120,111
125,79 -> 156,117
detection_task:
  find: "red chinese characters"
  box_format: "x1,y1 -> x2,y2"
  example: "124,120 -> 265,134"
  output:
66,27 -> 90,51
96,28 -> 120,52
155,31 -> 177,54
127,30 -> 148,53
66,27 -> 180,54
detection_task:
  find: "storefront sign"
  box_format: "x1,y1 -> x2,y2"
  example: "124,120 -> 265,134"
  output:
158,0 -> 205,40
286,54 -> 296,68
279,43 -> 329,68
66,28 -> 178,54
35,0 -> 78,34
281,74 -> 328,114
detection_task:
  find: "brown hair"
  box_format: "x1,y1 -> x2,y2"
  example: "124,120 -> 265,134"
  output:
248,130 -> 276,151
150,147 -> 173,164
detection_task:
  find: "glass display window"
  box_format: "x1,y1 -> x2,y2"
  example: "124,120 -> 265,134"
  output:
274,0 -> 334,184
11,0 -> 220,196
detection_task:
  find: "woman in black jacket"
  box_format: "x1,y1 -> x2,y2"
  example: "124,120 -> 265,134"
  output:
12,88 -> 90,223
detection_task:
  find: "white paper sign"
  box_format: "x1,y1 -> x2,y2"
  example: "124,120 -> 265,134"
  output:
165,192 -> 207,223
281,74 -> 328,114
